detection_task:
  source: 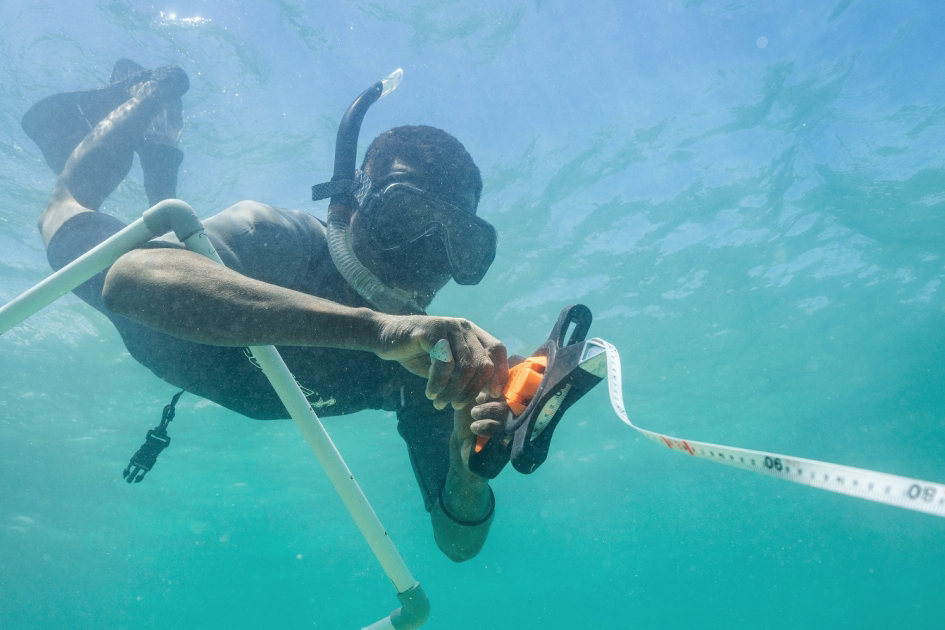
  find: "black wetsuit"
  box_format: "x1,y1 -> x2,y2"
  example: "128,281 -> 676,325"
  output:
45,202 -> 453,510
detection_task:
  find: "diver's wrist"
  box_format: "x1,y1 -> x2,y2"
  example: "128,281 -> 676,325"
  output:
442,469 -> 492,523
439,482 -> 494,526
342,306 -> 390,353
293,301 -> 391,353
448,452 -> 489,487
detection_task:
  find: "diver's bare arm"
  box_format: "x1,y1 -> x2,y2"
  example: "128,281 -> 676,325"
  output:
102,247 -> 383,349
430,406 -> 495,562
104,247 -> 509,408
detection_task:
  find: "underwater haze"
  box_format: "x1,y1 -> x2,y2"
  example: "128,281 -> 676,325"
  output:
2,1 -> 944,628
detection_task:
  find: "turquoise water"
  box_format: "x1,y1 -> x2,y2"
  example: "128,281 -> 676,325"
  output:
2,1 -> 944,628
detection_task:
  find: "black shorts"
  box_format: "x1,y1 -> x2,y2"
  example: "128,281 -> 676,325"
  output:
45,211 -> 130,314
44,210 -> 179,357
43,211 -> 200,393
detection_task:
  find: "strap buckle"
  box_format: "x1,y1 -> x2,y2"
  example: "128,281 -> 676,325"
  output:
122,390 -> 183,483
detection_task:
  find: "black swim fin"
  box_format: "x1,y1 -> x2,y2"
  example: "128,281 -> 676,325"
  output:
21,59 -> 151,174
110,58 -> 146,84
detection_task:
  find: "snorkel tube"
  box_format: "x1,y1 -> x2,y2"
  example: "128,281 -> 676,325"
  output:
315,69 -> 426,315
329,69 -> 400,205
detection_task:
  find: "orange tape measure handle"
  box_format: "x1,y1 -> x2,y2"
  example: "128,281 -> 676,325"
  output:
504,356 -> 547,414
474,356 -> 548,454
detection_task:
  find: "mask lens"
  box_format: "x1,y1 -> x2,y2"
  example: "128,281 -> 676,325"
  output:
437,210 -> 495,284
367,185 -> 497,284
369,191 -> 441,248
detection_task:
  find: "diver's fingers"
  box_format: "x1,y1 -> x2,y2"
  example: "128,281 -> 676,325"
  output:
486,339 -> 509,398
455,352 -> 495,410
433,329 -> 476,409
471,401 -> 508,422
470,418 -> 501,437
426,348 -> 455,405
447,325 -> 507,408
419,318 -> 507,410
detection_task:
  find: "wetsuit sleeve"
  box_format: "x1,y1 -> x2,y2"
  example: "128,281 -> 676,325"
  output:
147,201 -> 323,291
395,375 -> 455,512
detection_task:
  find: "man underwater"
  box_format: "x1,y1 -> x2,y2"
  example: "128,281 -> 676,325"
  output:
23,60 -> 511,562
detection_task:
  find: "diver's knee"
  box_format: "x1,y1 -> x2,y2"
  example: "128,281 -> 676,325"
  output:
38,189 -> 92,247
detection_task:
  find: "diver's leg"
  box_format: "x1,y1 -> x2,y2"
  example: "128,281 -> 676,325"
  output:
38,66 -> 189,247
138,141 -> 184,207
111,58 -> 186,206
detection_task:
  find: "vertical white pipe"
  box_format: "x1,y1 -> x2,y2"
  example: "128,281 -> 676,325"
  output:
171,208 -> 418,591
0,199 -> 425,626
247,345 -> 417,592
170,205 -> 422,613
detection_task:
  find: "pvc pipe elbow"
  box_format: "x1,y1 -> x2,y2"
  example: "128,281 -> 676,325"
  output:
390,583 -> 430,630
142,198 -> 203,242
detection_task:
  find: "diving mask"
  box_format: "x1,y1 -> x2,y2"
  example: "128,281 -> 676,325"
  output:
361,181 -> 497,286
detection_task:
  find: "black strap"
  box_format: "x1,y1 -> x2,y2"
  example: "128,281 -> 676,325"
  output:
122,390 -> 184,483
311,179 -> 358,201
438,485 -> 495,527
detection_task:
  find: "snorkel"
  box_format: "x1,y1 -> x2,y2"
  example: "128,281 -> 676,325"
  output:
313,68 -> 427,315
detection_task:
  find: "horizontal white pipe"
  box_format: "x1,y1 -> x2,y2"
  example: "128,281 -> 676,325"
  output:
0,218 -> 154,335
362,617 -> 396,630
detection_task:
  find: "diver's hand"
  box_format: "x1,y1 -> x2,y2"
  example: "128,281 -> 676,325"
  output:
452,403 -> 479,474
468,352 -> 521,432
451,403 -> 497,478
469,391 -> 509,437
374,315 -> 509,410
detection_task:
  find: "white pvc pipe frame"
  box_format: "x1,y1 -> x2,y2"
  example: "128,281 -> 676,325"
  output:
0,200 -> 429,630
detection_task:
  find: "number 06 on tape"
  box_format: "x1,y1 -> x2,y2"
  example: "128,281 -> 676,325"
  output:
593,339 -> 945,518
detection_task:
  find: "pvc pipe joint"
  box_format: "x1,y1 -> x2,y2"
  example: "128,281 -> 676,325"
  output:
391,583 -> 430,630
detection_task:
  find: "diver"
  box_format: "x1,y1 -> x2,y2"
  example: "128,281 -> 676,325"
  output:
22,59 -> 511,562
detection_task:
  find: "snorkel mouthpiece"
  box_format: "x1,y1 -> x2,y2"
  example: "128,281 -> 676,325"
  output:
380,67 -> 404,98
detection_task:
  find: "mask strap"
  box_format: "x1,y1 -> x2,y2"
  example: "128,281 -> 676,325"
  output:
312,170 -> 372,207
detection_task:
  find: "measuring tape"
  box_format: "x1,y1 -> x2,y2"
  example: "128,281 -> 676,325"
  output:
593,339 -> 945,518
